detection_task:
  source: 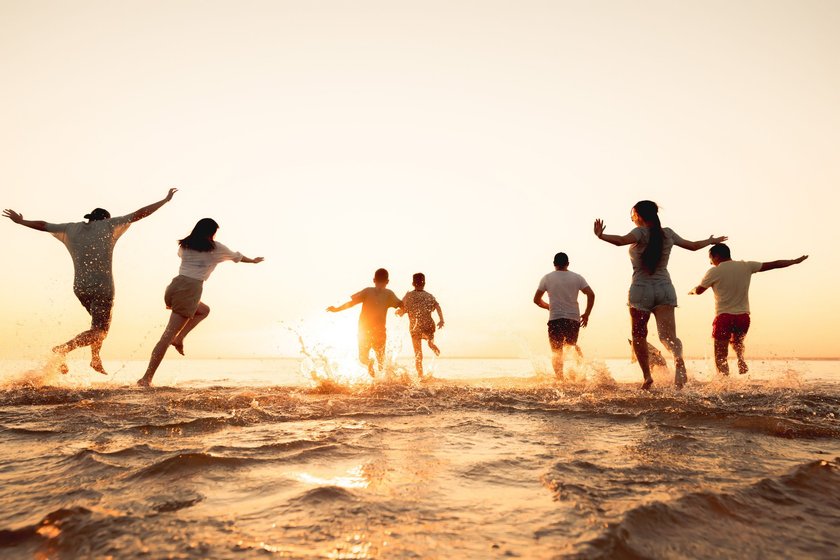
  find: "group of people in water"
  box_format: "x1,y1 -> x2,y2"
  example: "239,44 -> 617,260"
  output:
3,194 -> 807,389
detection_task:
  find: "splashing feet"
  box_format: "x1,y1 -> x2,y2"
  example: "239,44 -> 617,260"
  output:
641,377 -> 654,391
90,357 -> 108,375
738,359 -> 749,375
674,358 -> 688,389
171,341 -> 185,356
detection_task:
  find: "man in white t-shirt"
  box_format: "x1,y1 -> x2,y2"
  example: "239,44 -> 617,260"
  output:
690,243 -> 808,376
3,188 -> 177,374
533,252 -> 595,380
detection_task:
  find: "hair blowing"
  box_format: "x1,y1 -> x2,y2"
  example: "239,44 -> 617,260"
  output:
179,218 -> 219,252
634,200 -> 663,274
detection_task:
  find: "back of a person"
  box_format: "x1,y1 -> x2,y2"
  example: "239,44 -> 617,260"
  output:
708,260 -> 759,315
542,270 -> 585,320
53,219 -> 130,287
404,290 -> 437,332
358,287 -> 399,331
178,243 -> 242,281
629,227 -> 676,281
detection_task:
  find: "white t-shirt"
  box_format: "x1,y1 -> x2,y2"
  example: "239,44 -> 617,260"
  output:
178,242 -> 243,281
537,270 -> 590,321
46,216 -> 133,289
628,227 -> 685,282
699,260 -> 762,315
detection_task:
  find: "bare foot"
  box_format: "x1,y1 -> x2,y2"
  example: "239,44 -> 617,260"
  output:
137,377 -> 151,387
58,362 -> 69,375
90,358 -> 108,375
367,363 -> 376,378
641,377 -> 654,391
430,344 -> 441,357
171,341 -> 184,356
738,359 -> 748,375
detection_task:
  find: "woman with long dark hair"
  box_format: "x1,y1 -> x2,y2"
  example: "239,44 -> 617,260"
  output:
137,218 -> 263,386
594,201 -> 726,390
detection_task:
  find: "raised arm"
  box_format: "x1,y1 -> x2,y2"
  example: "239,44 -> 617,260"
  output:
580,286 -> 595,327
593,219 -> 638,246
125,188 -> 177,223
673,234 -> 728,251
3,209 -> 47,231
759,255 -> 808,272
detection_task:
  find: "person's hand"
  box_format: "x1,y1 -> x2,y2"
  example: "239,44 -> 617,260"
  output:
709,235 -> 727,244
3,209 -> 23,223
252,257 -> 265,264
580,313 -> 589,328
395,308 -> 405,317
437,320 -> 445,329
165,187 -> 178,202
326,306 -> 337,313
594,219 -> 606,239
794,255 -> 809,264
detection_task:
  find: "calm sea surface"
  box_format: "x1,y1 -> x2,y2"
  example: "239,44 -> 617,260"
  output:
1,357 -> 839,559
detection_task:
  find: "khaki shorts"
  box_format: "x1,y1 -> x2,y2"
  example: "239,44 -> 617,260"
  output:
164,275 -> 203,318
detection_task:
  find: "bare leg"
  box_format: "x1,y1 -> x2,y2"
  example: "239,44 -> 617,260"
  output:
732,334 -> 748,374
714,339 -> 730,375
427,336 -> 440,357
171,303 -> 210,355
53,328 -> 109,374
373,339 -> 386,377
137,312 -> 190,387
412,336 -> 424,377
551,347 -> 565,380
651,305 -> 686,388
630,308 -> 653,389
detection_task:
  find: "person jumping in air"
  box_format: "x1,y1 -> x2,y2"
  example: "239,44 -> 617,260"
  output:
327,268 -> 402,377
533,252 -> 595,380
137,218 -> 263,387
594,200 -> 726,390
3,188 -> 177,375
397,273 -> 445,378
690,243 -> 807,376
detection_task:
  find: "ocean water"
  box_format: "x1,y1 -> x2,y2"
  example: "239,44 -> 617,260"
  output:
0,356 -> 839,559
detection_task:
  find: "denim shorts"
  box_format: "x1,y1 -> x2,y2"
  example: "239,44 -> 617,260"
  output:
628,280 -> 677,312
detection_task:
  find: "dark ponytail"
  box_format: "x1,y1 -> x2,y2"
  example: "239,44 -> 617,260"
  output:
179,218 -> 219,252
634,200 -> 663,274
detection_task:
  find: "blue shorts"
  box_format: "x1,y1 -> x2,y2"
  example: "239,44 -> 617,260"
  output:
628,280 -> 677,312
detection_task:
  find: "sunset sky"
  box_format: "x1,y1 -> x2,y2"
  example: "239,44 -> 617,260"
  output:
2,0 -> 838,361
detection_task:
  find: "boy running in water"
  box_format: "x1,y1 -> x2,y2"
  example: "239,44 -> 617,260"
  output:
327,268 -> 402,377
397,273 -> 444,378
690,243 -> 807,375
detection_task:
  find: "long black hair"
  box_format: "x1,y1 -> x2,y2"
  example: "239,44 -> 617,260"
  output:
634,200 -> 663,274
179,218 -> 219,252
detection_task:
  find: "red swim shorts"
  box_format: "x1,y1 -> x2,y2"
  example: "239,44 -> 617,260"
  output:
712,313 -> 750,341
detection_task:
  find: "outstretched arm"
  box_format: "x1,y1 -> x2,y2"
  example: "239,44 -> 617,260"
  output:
759,255 -> 808,272
689,285 -> 708,295
673,234 -> 728,251
533,289 -> 550,310
3,209 -> 47,231
240,256 -> 264,264
593,219 -> 638,246
327,299 -> 359,313
580,286 -> 595,327
126,188 -> 177,223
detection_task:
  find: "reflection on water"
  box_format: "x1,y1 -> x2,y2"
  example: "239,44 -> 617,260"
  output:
0,359 -> 839,558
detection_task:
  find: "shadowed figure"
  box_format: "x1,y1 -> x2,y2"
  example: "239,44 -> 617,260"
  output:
137,218 -> 263,387
396,272 -> 445,378
327,268 -> 402,377
3,188 -> 177,374
533,252 -> 595,380
594,200 -> 726,390
690,243 -> 808,376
